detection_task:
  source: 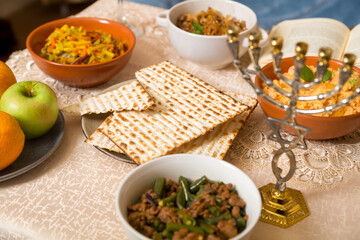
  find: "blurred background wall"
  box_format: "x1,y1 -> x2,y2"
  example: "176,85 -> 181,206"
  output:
0,0 -> 94,61
1,0 -> 359,61
0,0 -> 36,18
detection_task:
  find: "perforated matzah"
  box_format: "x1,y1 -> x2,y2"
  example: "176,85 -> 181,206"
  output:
101,61 -> 248,164
170,92 -> 257,159
86,92 -> 257,160
63,80 -> 154,115
85,115 -> 123,154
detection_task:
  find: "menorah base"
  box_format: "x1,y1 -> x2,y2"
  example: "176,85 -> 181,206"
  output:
259,183 -> 309,228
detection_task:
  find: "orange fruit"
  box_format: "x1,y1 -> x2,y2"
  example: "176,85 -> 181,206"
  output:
0,61 -> 17,99
0,111 -> 25,171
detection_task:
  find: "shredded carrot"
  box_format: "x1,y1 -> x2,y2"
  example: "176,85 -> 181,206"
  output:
40,24 -> 128,65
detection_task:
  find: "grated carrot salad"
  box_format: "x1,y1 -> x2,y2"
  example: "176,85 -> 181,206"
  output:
40,24 -> 128,65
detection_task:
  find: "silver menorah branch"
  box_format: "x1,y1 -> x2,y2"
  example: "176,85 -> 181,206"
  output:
227,26 -> 358,228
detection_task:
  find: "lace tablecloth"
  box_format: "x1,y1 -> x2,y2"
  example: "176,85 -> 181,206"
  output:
1,0 -> 360,239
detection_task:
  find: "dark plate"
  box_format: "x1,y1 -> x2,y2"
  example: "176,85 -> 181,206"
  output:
0,110 -> 65,182
81,80 -> 135,164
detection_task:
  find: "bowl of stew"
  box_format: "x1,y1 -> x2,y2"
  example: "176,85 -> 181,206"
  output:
156,0 -> 268,69
26,17 -> 135,88
116,154 -> 261,240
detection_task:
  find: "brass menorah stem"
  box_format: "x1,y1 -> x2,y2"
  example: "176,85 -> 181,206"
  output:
227,25 -> 358,227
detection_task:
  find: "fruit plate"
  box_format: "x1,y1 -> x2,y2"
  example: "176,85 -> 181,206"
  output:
81,80 -> 135,164
0,110 -> 65,182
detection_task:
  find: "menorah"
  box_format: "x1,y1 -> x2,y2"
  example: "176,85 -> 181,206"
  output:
226,26 -> 359,227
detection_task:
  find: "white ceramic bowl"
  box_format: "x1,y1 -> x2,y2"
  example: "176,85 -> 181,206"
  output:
156,0 -> 268,69
116,154 -> 261,240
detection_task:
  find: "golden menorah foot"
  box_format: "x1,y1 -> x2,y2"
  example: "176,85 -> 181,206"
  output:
259,183 -> 309,228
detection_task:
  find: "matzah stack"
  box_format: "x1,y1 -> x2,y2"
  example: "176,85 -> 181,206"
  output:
63,80 -> 154,115
101,61 -> 248,164
85,118 -> 123,154
86,92 -> 257,159
170,92 -> 257,159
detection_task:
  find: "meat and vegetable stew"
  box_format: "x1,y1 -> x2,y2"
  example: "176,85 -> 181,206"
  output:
127,176 -> 248,240
176,7 -> 247,36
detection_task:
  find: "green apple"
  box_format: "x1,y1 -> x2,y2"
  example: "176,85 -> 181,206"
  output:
0,81 -> 58,139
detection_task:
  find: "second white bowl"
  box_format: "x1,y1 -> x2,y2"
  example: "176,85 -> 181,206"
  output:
156,0 -> 268,69
116,154 -> 261,240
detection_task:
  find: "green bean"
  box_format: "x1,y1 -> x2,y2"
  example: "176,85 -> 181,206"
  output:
179,210 -> 196,226
189,175 -> 208,193
159,193 -> 177,207
176,189 -> 185,209
199,220 -> 215,234
153,177 -> 165,198
158,223 -> 165,232
214,197 -> 223,205
153,219 -> 165,232
161,230 -> 173,239
196,185 -> 205,196
153,232 -> 162,240
208,206 -> 220,217
240,207 -> 247,217
179,176 -> 191,202
153,219 -> 160,228
236,217 -> 246,227
236,217 -> 247,232
204,212 -> 232,225
230,188 -> 238,194
165,223 -> 205,235
186,194 -> 196,208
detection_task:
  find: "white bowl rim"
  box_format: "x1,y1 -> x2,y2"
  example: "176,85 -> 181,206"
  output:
115,153 -> 261,240
167,0 -> 258,39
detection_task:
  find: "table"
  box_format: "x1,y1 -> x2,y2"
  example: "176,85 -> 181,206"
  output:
1,0 -> 360,239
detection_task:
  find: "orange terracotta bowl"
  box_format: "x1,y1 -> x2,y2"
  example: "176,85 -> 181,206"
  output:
255,56 -> 360,140
26,17 -> 136,88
